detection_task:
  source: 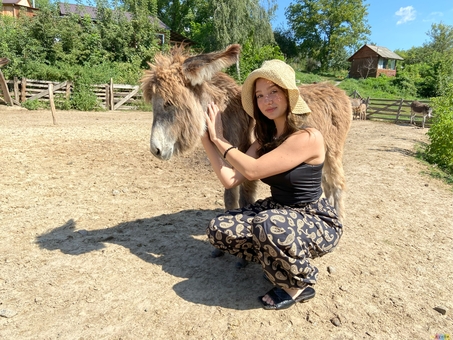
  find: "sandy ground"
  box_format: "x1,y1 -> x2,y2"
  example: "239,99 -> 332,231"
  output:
0,107 -> 452,340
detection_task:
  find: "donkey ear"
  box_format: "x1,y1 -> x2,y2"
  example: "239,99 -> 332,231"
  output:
182,44 -> 241,86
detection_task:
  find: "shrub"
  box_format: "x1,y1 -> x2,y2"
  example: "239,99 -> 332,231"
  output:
71,84 -> 103,111
424,83 -> 453,175
54,94 -> 72,110
22,99 -> 48,110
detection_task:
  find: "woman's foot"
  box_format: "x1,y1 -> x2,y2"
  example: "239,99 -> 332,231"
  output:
261,287 -> 301,306
259,286 -> 315,310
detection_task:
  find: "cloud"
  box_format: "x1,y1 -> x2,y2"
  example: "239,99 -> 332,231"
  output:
395,6 -> 416,25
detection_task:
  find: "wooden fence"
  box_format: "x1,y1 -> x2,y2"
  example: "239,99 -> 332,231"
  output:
350,90 -> 432,128
0,78 -> 434,127
2,77 -> 143,111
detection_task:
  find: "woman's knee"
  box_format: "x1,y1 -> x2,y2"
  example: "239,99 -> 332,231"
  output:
206,216 -> 221,238
251,211 -> 278,238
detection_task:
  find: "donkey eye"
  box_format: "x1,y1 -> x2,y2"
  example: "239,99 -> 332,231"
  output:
163,102 -> 171,109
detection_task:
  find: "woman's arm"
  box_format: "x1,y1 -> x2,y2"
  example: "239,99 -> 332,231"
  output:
206,103 -> 325,181
200,129 -> 259,189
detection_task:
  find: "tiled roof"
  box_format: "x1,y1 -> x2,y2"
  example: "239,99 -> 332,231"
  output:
366,45 -> 404,60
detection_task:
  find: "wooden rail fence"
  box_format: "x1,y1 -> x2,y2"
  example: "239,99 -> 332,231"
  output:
350,90 -> 432,128
1,79 -> 433,127
1,77 -> 143,111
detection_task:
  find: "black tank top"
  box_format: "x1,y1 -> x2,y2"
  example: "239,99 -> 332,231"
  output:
261,162 -> 323,205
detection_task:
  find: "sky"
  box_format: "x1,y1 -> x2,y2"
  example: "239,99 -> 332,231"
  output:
270,0 -> 453,52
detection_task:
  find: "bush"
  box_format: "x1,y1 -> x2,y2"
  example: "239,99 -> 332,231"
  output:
423,83 -> 453,175
22,99 -> 48,110
71,83 -> 103,111
54,94 -> 72,110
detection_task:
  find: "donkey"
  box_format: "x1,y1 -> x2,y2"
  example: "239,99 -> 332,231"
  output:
141,44 -> 352,221
350,97 -> 369,120
410,101 -> 432,129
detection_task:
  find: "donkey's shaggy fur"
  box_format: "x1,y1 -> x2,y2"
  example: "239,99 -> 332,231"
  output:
141,44 -> 352,220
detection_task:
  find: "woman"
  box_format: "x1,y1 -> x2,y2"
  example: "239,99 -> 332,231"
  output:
201,59 -> 343,310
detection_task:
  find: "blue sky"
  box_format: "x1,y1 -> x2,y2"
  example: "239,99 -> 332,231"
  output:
270,0 -> 453,52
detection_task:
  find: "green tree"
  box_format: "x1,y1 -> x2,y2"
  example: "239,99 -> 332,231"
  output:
155,0 -> 277,52
286,0 -> 370,71
156,0 -> 200,34
211,0 -> 276,50
273,27 -> 298,59
396,23 -> 453,98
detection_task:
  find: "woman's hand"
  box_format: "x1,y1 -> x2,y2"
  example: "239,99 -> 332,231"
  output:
205,102 -> 226,144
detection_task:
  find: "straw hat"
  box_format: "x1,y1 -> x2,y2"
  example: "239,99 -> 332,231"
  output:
241,59 -> 311,118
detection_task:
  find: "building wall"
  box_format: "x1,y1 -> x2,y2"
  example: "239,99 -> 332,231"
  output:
377,69 -> 397,77
348,57 -> 378,78
1,4 -> 36,17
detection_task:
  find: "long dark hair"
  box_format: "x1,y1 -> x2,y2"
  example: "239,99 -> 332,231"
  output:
253,83 -> 306,157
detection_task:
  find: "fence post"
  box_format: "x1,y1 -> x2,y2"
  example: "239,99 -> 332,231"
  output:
109,78 -> 114,111
48,83 -> 58,125
0,69 -> 13,105
14,76 -> 19,102
105,84 -> 110,110
395,98 -> 404,123
65,81 -> 72,100
21,77 -> 27,102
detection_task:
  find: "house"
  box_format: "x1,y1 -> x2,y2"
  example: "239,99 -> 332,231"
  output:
58,2 -> 194,46
1,0 -> 37,17
347,44 -> 403,79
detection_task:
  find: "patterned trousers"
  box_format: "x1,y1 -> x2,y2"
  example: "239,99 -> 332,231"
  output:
206,197 -> 343,289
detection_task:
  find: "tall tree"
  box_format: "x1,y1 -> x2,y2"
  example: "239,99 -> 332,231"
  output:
211,0 -> 276,51
286,0 -> 370,71
398,23 -> 453,97
155,0 -> 277,52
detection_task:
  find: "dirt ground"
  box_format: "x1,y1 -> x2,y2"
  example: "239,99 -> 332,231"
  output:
0,107 -> 452,340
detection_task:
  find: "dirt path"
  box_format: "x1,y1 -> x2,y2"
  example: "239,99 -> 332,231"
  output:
0,109 -> 452,339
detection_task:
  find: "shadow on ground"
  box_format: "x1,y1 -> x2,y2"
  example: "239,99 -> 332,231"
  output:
35,209 -> 269,310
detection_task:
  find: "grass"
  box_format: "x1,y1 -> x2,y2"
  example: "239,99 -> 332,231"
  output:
415,145 -> 453,190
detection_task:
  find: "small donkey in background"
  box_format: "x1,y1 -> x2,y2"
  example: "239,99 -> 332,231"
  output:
410,101 -> 433,128
350,97 -> 369,120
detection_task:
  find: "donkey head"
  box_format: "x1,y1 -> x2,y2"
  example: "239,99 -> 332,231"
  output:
141,44 -> 241,160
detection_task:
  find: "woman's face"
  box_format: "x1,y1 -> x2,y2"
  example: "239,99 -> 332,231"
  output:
255,78 -> 289,121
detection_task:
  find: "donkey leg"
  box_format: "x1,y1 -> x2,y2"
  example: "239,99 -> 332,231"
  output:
239,179 -> 259,207
224,186 -> 240,210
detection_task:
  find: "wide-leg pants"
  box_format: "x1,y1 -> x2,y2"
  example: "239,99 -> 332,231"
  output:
206,197 -> 343,289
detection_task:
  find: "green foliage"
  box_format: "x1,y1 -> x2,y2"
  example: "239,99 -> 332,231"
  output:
286,0 -> 371,72
157,0 -> 277,52
338,75 -> 421,99
22,99 -> 48,110
273,27 -> 298,59
54,94 -> 72,110
295,72 -> 326,84
0,0 -> 166,111
423,83 -> 453,175
231,39 -> 284,83
71,83 -> 102,111
397,23 -> 453,98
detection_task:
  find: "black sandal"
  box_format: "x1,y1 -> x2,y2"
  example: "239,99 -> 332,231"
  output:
259,286 -> 315,310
